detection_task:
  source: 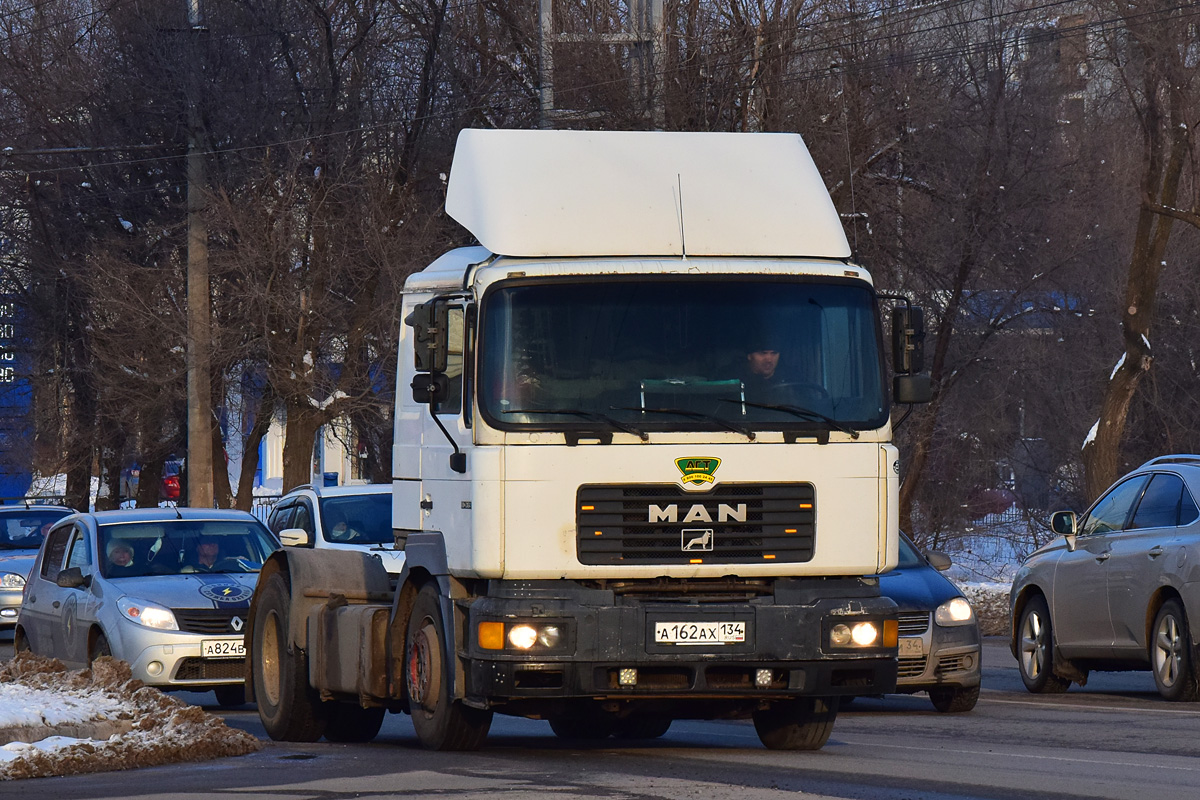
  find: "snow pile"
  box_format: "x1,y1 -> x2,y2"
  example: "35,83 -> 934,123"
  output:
961,583 -> 1010,636
0,653 -> 261,781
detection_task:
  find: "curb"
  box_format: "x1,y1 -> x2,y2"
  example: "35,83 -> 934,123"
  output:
0,720 -> 135,747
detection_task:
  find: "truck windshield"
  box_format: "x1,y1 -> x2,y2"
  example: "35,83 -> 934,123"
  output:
479,277 -> 887,434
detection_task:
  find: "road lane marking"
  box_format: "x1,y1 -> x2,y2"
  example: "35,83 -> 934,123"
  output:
981,696 -> 1200,715
833,736 -> 1200,772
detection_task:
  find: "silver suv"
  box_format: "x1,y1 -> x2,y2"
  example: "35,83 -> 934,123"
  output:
1011,455 -> 1200,701
266,484 -> 405,575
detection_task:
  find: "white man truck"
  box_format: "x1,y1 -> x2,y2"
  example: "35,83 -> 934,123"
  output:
245,129 -> 932,751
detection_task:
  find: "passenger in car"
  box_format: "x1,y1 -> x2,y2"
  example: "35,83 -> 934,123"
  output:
106,541 -> 139,578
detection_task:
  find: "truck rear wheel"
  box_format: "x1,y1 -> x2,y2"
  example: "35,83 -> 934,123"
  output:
252,571 -> 329,742
752,697 -> 838,750
324,703 -> 386,743
406,584 -> 493,750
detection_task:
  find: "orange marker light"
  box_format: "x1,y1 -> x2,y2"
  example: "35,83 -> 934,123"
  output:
581,505 -> 595,511
784,529 -> 797,534
883,619 -> 899,648
689,559 -> 703,564
799,503 -> 813,509
763,554 -> 776,560
478,622 -> 505,650
594,531 -> 603,536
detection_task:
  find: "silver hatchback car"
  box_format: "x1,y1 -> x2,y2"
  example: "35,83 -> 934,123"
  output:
1010,455 -> 1200,701
16,508 -> 279,705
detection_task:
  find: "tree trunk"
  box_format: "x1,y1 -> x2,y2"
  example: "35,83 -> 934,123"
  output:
234,388 -> 275,511
281,400 -> 324,493
211,415 -> 233,508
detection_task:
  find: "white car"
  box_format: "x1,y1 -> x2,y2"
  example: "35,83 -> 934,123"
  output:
266,484 -> 405,574
16,508 -> 280,706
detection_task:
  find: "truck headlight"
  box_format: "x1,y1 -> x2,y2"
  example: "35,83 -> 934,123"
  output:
0,572 -> 25,589
829,619 -> 897,649
118,596 -> 179,630
478,621 -> 567,651
935,597 -> 975,626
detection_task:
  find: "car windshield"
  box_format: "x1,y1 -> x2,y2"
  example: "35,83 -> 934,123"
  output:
318,494 -> 392,545
479,278 -> 887,433
0,510 -> 71,551
896,534 -> 926,569
98,520 -> 279,579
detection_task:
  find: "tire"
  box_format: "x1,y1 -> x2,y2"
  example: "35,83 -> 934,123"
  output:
214,685 -> 247,707
929,685 -> 979,713
13,627 -> 30,653
324,703 -> 386,743
252,571 -> 329,741
549,714 -> 616,740
752,697 -> 838,751
614,716 -> 672,740
1016,595 -> 1070,694
1151,599 -> 1199,702
406,584 -> 493,750
88,631 -> 111,663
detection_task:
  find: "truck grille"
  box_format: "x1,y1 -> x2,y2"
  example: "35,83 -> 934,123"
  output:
172,608 -> 247,635
576,483 -> 815,565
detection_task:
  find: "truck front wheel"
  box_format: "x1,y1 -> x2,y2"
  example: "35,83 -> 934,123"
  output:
252,571 -> 329,742
406,584 -> 493,750
752,697 -> 838,750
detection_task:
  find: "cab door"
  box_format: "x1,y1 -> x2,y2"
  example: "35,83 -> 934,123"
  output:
1052,475 -> 1148,658
20,523 -> 73,658
420,304 -> 474,548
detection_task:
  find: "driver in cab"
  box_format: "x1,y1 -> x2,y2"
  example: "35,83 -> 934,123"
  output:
183,535 -> 222,573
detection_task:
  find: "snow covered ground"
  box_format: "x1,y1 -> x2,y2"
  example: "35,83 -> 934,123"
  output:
0,653 -> 260,781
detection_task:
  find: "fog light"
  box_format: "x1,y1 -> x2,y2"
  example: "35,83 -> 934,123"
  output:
508,624 -> 538,650
537,625 -> 561,648
0,608 -> 16,618
964,654 -> 975,669
851,621 -> 879,646
830,624 -> 852,646
146,661 -> 164,677
619,668 -> 638,686
755,668 -> 773,688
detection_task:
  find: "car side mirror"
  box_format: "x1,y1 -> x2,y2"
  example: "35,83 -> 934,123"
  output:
891,306 -> 926,373
280,528 -> 311,547
925,549 -> 952,571
56,566 -> 91,589
1051,510 -> 1077,536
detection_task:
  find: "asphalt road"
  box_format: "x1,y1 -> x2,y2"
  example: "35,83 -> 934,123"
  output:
6,636 -> 1200,800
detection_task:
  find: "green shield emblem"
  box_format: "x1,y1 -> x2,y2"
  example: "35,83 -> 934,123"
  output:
675,457 -> 721,486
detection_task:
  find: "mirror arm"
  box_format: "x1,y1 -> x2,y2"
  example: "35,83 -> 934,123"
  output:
428,407 -> 467,474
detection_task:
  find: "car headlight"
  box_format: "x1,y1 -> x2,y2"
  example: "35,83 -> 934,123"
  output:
0,572 -> 25,589
477,621 -> 566,651
935,596 -> 975,626
117,596 -> 179,630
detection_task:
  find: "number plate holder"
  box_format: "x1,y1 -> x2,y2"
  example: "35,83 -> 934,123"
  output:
201,638 -> 245,658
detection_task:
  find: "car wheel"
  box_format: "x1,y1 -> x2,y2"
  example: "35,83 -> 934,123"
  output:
214,685 -> 247,707
1017,595 -> 1070,693
613,716 -> 672,740
752,697 -> 838,750
251,571 -> 329,741
324,703 -> 386,743
88,631 -> 111,663
13,627 -> 30,653
406,584 -> 493,750
929,685 -> 979,713
1151,599 -> 1199,702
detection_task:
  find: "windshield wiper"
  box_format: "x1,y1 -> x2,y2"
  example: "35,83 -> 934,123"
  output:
503,408 -> 648,440
721,399 -> 860,439
614,406 -> 756,440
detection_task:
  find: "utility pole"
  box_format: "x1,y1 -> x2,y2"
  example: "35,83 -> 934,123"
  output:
185,0 -> 214,508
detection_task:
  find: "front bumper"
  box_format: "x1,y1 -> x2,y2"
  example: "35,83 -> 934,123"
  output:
118,625 -> 245,690
461,579 -> 898,708
895,612 -> 981,692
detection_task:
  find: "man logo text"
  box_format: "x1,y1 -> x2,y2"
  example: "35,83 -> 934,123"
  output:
648,503 -> 747,523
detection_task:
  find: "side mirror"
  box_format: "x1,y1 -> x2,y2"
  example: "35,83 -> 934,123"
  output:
56,566 -> 91,589
406,300 -> 448,374
891,306 -> 926,373
411,373 -> 450,405
925,550 -> 952,571
279,528 -> 311,547
893,374 -> 932,404
1050,510 -> 1077,535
